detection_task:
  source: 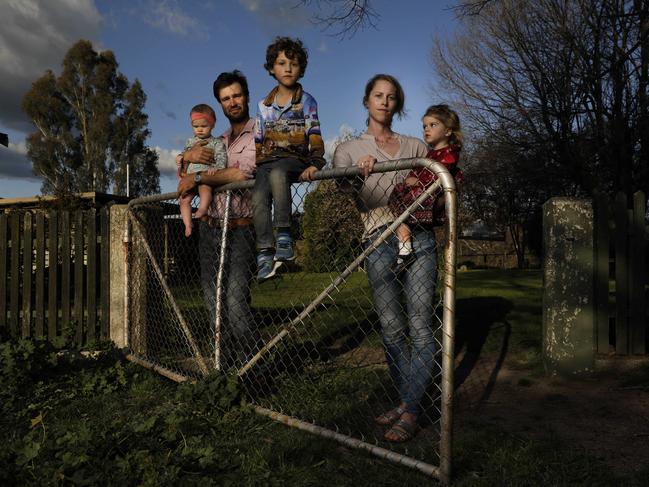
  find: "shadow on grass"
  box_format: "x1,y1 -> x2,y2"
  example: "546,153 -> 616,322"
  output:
316,312 -> 379,358
241,313 -> 379,400
246,296 -> 515,414
454,296 -> 512,403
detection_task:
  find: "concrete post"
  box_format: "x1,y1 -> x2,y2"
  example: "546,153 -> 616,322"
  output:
542,198 -> 595,375
109,205 -> 128,348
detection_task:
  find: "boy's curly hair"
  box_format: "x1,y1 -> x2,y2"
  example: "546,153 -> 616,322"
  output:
264,36 -> 308,78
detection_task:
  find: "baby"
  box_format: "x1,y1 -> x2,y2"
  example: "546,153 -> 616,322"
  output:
176,104 -> 227,237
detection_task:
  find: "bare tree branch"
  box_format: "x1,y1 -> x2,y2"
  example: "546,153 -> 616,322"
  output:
434,0 -> 648,196
452,0 -> 499,17
299,0 -> 380,38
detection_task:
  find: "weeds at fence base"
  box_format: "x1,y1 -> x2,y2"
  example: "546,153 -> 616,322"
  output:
0,337 -> 436,485
3,329 -> 648,485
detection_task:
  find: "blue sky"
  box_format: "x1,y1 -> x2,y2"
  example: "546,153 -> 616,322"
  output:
0,0 -> 459,198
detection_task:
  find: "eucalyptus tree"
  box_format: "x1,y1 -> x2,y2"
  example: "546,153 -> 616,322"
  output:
111,80 -> 160,196
22,40 -> 159,196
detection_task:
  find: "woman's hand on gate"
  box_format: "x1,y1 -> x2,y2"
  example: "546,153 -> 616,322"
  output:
356,155 -> 376,179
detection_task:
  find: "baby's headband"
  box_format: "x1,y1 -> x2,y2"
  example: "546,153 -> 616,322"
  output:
191,111 -> 215,126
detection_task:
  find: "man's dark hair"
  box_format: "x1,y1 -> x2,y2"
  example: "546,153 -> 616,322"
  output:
264,37 -> 308,78
213,70 -> 249,101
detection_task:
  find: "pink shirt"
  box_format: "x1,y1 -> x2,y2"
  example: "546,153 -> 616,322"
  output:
208,118 -> 256,219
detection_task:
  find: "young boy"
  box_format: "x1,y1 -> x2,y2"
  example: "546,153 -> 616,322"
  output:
252,36 -> 325,282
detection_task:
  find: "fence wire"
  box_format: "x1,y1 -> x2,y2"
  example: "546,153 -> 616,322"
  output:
126,158 -> 457,481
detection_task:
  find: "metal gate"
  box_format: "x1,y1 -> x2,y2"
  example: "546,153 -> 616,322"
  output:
124,158 -> 457,482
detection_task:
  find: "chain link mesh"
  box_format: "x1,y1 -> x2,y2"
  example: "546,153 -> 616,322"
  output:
126,159 -> 456,477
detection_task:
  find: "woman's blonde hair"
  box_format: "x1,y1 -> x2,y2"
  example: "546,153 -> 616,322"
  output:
423,104 -> 463,147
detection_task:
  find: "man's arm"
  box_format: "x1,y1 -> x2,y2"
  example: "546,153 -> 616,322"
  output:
177,167 -> 249,197
182,139 -> 214,165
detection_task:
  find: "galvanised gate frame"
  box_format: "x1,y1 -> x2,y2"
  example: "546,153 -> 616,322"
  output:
123,158 -> 457,483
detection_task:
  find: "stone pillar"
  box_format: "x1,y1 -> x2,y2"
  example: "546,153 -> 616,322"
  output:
542,198 -> 594,375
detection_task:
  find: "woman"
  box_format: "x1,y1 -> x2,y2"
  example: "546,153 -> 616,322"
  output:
332,74 -> 437,443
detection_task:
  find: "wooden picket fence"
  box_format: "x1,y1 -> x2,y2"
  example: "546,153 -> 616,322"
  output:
593,191 -> 648,355
0,206 -> 111,345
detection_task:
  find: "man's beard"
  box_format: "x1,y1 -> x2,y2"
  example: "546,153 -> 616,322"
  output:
225,107 -> 249,123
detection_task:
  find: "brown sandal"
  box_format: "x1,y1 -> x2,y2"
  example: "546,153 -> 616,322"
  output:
384,418 -> 417,443
374,406 -> 405,426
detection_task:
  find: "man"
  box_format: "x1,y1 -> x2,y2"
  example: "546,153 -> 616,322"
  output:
177,70 -> 258,369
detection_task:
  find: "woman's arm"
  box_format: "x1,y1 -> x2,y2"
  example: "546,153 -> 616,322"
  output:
333,144 -> 358,192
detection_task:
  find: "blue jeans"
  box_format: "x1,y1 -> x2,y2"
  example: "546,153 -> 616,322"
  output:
252,158 -> 308,249
199,222 -> 259,368
364,226 -> 437,415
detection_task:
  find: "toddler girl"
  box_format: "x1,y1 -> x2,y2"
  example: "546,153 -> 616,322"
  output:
388,104 -> 464,274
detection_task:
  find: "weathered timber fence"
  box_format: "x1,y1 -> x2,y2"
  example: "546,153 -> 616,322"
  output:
593,191 -> 648,355
0,195 -> 116,345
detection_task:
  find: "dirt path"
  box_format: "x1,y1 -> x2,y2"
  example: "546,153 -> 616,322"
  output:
454,355 -> 649,475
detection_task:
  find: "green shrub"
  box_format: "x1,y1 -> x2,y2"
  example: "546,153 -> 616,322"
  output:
301,180 -> 363,272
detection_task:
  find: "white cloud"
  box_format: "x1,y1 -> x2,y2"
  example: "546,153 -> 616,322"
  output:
142,0 -> 208,39
317,40 -> 328,53
0,140 -> 39,180
0,140 -> 180,184
0,0 -> 103,134
155,146 -> 182,176
324,124 -> 356,162
239,0 -> 309,33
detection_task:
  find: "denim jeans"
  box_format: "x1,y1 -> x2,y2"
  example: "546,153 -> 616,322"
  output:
199,222 -> 259,369
364,226 -> 437,415
252,157 -> 308,249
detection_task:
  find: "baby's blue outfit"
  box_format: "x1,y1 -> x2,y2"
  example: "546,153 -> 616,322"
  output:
184,135 -> 227,174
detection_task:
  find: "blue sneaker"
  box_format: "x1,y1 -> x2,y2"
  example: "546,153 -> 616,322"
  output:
257,252 -> 282,282
274,235 -> 296,262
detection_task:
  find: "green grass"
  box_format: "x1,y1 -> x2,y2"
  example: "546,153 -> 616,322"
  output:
251,270 -> 377,343
4,269 -> 645,485
251,270 -> 373,308
453,420 -> 648,487
456,269 -> 544,372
